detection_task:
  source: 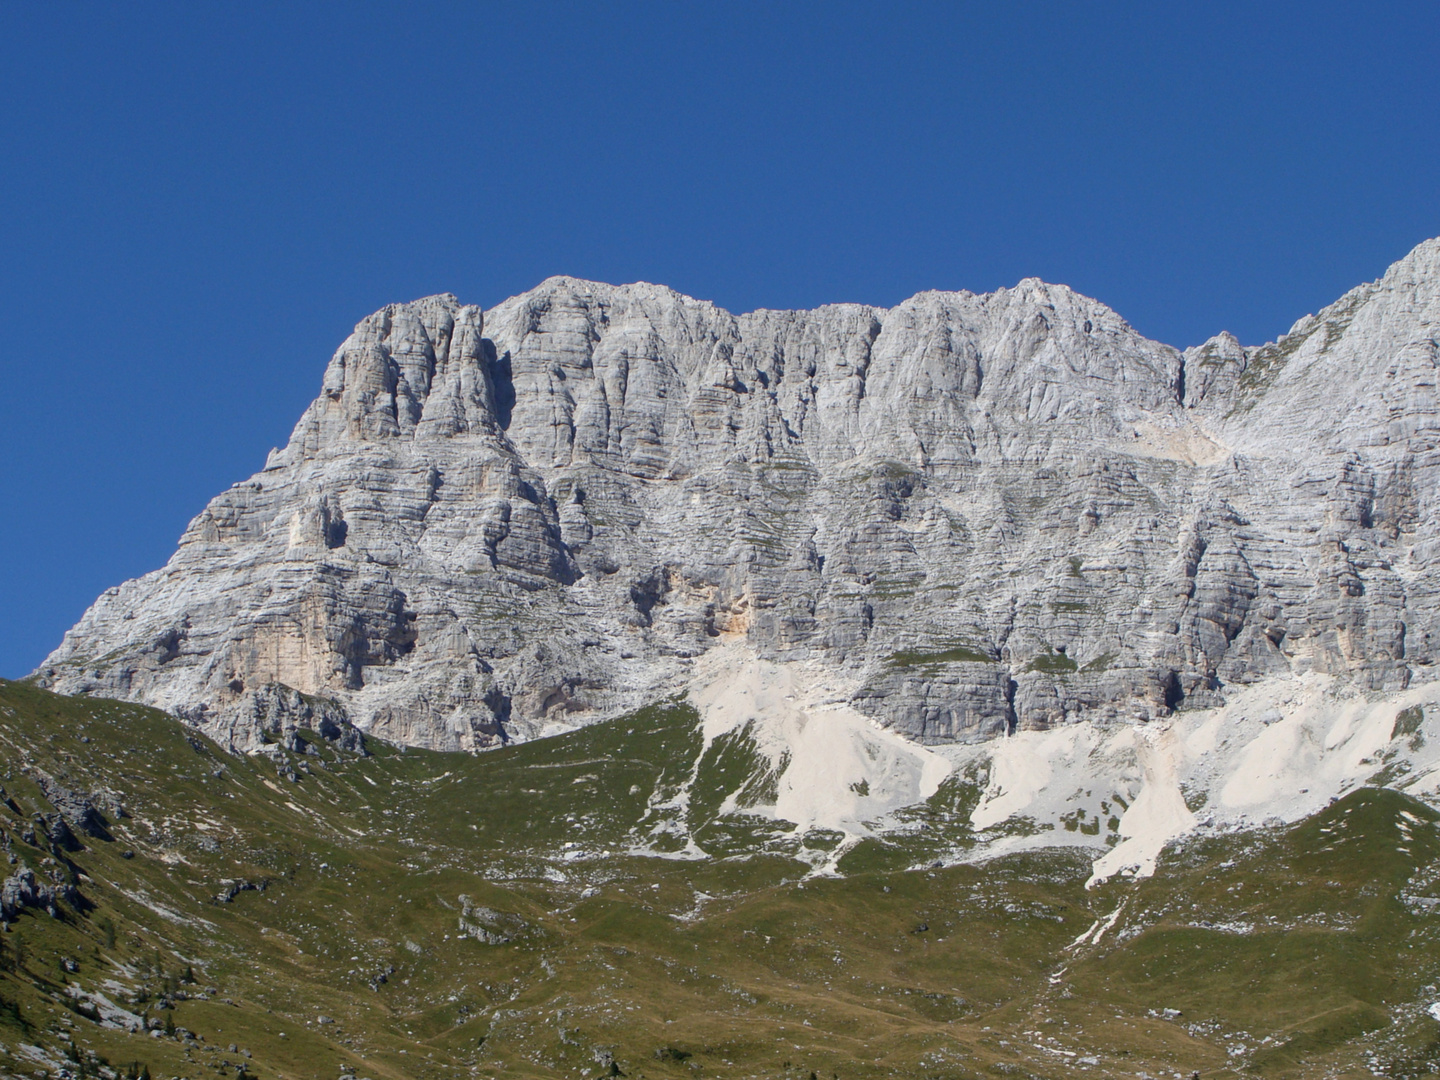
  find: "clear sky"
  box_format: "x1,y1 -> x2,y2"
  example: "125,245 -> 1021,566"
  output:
2,2 -> 1439,676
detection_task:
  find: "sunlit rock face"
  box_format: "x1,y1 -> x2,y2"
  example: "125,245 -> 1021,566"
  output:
34,239 -> 1440,751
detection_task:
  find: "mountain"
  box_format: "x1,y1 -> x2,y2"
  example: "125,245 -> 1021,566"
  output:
13,241 -> 1440,1078
31,240 -> 1440,759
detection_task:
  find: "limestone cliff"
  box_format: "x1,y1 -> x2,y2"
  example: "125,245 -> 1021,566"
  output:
33,240 -> 1440,750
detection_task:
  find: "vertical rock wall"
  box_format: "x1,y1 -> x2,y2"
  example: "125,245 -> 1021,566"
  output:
33,240 -> 1440,751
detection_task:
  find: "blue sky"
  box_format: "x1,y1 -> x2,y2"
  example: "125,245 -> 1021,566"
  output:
2,2 -> 1438,676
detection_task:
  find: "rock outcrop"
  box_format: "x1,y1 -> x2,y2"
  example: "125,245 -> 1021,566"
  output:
1,865 -> 81,920
29,768 -> 122,840
32,240 -> 1440,750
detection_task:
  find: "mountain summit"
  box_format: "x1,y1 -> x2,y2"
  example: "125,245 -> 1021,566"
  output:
34,242 -> 1440,752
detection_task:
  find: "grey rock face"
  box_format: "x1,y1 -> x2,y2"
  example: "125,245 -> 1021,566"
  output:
33,240 -> 1440,750
190,683 -> 368,756
29,768 -> 122,839
0,865 -> 80,920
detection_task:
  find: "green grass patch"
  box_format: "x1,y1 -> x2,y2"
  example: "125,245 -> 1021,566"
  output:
887,643 -> 995,667
1080,650 -> 1117,673
0,680 -> 1436,1079
1026,649 -> 1078,674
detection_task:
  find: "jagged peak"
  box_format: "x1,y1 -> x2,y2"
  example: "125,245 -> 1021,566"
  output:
486,273 -> 1138,340
1185,330 -> 1244,357
346,236 -> 1440,362
1384,235 -> 1440,280
360,291 -> 462,317
1235,238 -> 1440,354
515,275 -> 713,311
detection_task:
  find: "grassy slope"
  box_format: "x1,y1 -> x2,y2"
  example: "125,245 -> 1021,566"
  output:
0,680 -> 1436,1079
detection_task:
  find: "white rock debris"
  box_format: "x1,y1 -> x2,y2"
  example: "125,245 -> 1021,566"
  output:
688,644 -> 951,840
940,673 -> 1440,884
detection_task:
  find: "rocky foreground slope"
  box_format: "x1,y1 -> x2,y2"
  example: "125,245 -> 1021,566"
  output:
33,240 -> 1440,751
2,678 -> 1440,1080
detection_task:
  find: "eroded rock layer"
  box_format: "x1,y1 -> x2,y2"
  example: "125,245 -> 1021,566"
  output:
34,241 -> 1440,750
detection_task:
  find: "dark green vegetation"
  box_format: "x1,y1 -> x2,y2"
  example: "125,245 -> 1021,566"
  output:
1024,649 -> 1078,675
887,645 -> 995,669
0,680 -> 1439,1079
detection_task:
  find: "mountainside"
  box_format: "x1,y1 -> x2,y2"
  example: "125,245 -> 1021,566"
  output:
3,678 -> 1440,1080
16,242 -> 1440,1077
33,240 -> 1440,754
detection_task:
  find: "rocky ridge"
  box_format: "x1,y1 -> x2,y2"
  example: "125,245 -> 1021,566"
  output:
33,240 -> 1440,751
